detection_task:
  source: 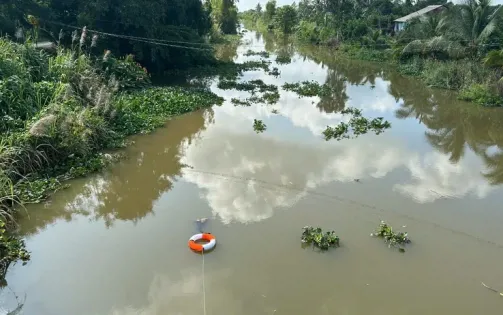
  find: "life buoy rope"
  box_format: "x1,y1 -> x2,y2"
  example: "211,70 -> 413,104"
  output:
188,233 -> 216,252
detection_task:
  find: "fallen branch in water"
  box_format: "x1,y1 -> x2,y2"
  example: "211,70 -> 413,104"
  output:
481,282 -> 503,296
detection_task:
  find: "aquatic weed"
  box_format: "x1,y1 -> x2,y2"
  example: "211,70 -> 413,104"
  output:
231,98 -> 251,106
301,226 -> 340,251
244,50 -> 270,58
322,108 -> 391,141
268,67 -> 280,76
282,81 -> 332,97
276,54 -> 292,65
253,119 -> 266,133
371,221 -> 410,252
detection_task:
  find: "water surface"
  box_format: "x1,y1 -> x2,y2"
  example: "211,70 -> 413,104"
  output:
2,31 -> 503,315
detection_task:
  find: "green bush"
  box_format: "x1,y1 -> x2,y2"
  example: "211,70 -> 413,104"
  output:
421,59 -> 492,90
295,20 -> 320,44
99,53 -> 151,90
459,84 -> 502,107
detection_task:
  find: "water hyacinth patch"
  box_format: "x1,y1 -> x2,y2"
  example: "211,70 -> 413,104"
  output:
268,67 -> 280,76
301,226 -> 340,251
283,81 -> 332,97
276,54 -> 292,65
244,50 -> 270,58
253,119 -> 266,133
371,221 -> 411,252
322,107 -> 391,141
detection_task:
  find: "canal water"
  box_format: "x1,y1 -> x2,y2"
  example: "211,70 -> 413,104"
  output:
2,30 -> 503,315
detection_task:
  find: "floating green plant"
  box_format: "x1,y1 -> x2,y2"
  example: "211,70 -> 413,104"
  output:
301,226 -> 340,251
253,119 -> 266,133
371,221 -> 410,252
244,50 -> 270,58
276,55 -> 292,65
268,67 -> 280,76
218,79 -> 278,94
271,109 -> 279,114
231,98 -> 251,106
282,81 -> 332,97
322,107 -> 391,141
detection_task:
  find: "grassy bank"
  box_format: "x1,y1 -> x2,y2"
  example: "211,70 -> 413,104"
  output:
0,36 -> 223,278
240,0 -> 503,107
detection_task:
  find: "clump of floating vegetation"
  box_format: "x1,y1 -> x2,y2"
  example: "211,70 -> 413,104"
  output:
253,119 -> 267,133
322,107 -> 391,141
221,79 -> 280,106
276,54 -> 292,65
231,98 -> 251,106
283,81 -> 331,97
371,221 -> 411,252
244,50 -> 270,58
301,226 -> 340,251
271,109 -> 279,114
218,79 -> 277,93
166,60 -> 272,81
268,67 -> 280,76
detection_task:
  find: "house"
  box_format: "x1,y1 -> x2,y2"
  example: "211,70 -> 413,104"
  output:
394,5 -> 446,32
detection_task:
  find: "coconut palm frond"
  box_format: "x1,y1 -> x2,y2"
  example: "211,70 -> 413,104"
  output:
402,36 -> 466,59
483,49 -> 503,67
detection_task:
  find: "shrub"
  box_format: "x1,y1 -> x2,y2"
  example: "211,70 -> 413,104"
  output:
459,84 -> 502,107
421,59 -> 492,90
99,53 -> 151,90
295,21 -> 320,44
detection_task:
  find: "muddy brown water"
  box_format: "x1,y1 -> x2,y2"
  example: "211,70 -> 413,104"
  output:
2,31 -> 503,315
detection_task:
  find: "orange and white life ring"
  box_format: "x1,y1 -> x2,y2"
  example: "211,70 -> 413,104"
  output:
188,233 -> 216,252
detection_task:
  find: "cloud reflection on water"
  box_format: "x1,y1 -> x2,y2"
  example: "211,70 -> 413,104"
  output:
180,124 -> 494,225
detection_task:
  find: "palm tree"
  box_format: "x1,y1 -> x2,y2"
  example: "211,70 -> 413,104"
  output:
448,0 -> 503,50
402,0 -> 503,58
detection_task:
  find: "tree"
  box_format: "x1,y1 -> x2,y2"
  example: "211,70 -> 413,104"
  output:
256,3 -> 262,15
265,0 -> 277,22
448,0 -> 503,50
29,0 -> 214,72
274,5 -> 297,34
211,0 -> 239,34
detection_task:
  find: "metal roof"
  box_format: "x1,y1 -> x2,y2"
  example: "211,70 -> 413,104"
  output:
394,5 -> 444,23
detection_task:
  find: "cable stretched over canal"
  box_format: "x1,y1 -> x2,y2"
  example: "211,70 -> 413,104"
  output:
183,168 -> 503,251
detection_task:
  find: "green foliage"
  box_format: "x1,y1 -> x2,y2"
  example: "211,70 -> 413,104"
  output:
7,0 -> 216,72
113,87 -> 223,135
211,0 -> 239,34
275,54 -> 292,65
274,5 -> 298,34
0,35 -> 226,278
268,67 -> 280,76
0,219 -> 30,266
339,45 -> 393,62
99,53 -> 151,90
371,221 -> 410,252
244,50 -> 270,58
295,21 -> 322,44
301,226 -> 340,251
253,119 -> 266,133
283,81 -> 335,97
420,59 -> 492,90
459,84 -> 502,107
265,0 -> 277,22
322,108 -> 391,141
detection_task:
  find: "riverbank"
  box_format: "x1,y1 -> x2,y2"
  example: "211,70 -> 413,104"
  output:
0,37 -> 225,276
249,29 -> 503,107
240,0 -> 503,108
